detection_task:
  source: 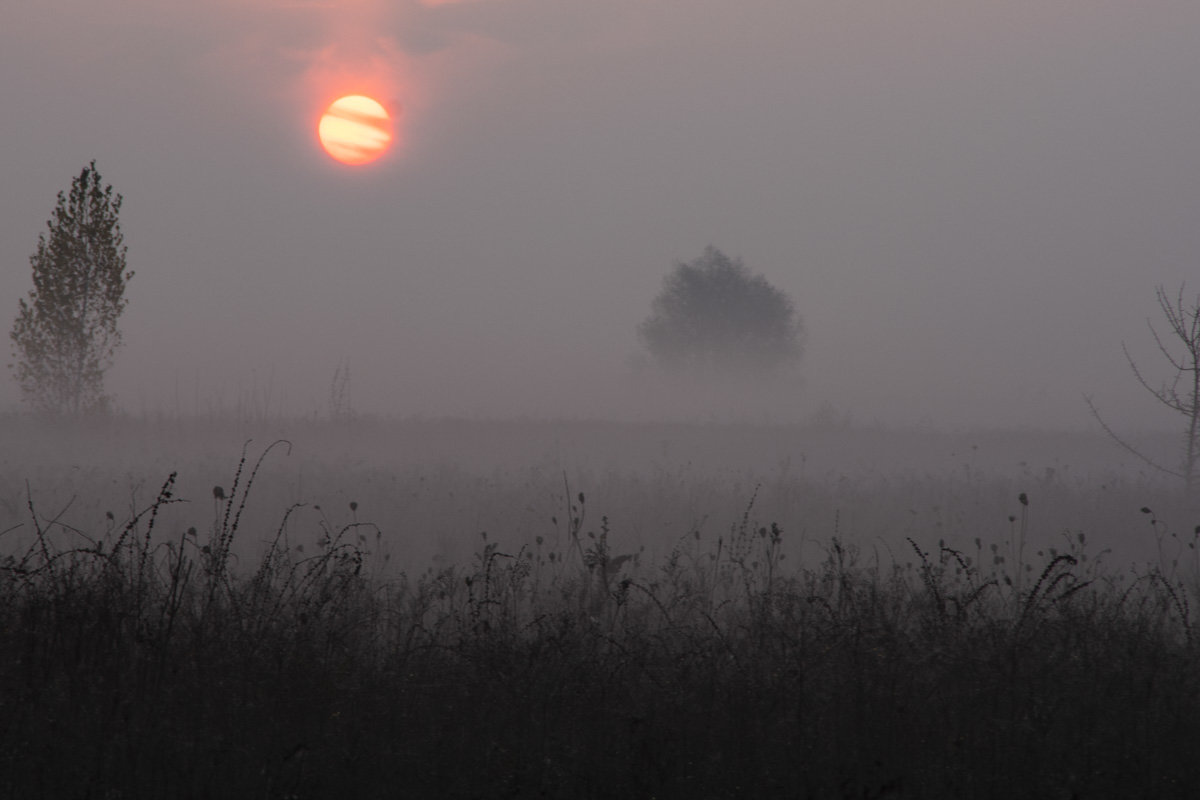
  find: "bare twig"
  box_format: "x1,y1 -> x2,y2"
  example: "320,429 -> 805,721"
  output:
1089,284 -> 1200,493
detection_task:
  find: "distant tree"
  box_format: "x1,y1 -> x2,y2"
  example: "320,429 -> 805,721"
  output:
9,162 -> 134,416
1085,284 -> 1199,494
637,246 -> 804,375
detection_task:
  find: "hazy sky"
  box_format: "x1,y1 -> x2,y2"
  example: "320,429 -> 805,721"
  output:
3,0 -> 1198,428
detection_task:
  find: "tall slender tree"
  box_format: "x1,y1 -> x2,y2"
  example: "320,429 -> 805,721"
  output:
10,162 -> 133,415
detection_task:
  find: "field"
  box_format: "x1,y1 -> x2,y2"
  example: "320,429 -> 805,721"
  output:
3,414 -> 1199,798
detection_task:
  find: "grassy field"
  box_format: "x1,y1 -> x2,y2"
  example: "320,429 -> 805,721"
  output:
2,415 -> 1199,798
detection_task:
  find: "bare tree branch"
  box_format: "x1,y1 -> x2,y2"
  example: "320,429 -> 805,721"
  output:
1083,394 -> 1181,479
1092,284 -> 1200,494
1122,342 -> 1185,413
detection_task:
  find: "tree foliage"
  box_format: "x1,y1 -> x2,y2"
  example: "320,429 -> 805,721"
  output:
9,162 -> 133,416
637,246 -> 803,375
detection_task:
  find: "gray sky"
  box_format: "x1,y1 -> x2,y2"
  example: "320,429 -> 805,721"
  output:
2,0 -> 1198,428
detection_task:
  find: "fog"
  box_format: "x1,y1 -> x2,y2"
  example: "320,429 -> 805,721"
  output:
3,0 -> 1199,429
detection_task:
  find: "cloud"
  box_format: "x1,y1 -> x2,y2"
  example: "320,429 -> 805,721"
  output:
184,1 -> 423,132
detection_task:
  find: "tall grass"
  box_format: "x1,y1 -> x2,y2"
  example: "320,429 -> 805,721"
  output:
3,439 -> 1200,798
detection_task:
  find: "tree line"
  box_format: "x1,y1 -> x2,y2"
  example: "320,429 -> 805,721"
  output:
8,164 -> 807,418
8,162 -> 1197,496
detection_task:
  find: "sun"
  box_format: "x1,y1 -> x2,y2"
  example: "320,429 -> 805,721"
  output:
317,95 -> 393,166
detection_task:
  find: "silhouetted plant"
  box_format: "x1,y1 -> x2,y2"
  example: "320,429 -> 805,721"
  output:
4,446 -> 1200,798
328,359 -> 355,421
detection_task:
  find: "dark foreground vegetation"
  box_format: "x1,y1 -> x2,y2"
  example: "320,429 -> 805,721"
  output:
3,446 -> 1200,799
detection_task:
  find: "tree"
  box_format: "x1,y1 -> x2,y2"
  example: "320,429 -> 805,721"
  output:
637,246 -> 804,375
9,162 -> 134,416
1085,284 -> 1199,494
